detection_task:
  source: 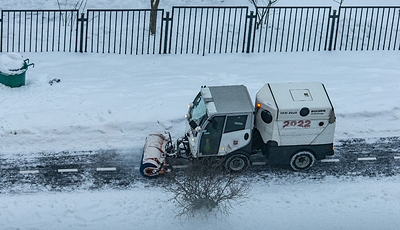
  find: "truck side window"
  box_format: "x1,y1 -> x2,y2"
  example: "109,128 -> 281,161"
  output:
224,115 -> 247,133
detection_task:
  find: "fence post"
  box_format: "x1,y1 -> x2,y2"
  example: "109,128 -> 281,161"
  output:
245,11 -> 256,53
77,12 -> 87,53
0,12 -> 2,53
162,11 -> 172,54
327,9 -> 339,51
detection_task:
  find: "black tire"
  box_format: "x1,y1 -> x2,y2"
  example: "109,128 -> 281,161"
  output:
139,163 -> 159,177
224,154 -> 250,173
139,154 -> 160,178
290,151 -> 316,171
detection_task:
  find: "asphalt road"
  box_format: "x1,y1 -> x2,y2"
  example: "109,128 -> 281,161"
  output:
1,137 -> 399,194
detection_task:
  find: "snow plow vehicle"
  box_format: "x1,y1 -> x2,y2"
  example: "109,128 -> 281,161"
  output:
140,82 -> 336,177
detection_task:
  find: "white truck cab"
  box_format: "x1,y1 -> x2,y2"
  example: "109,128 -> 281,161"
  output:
185,85 -> 254,158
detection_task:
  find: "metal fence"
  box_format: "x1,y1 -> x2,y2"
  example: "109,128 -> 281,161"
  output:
252,6 -> 332,52
1,6 -> 399,54
168,6 -> 249,55
335,6 -> 400,51
1,10 -> 79,52
84,9 -> 164,54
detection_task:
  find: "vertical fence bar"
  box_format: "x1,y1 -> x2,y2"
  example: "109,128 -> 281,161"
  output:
280,8 -> 286,52
163,11 -> 172,54
285,8 -> 292,52
307,8 -> 314,51
12,12 -> 15,51
130,11 -> 135,54
318,8 -> 326,51
269,8 -> 275,52
355,8 -> 363,50
192,8 -> 198,53
291,8 -> 298,52
377,8 -> 384,50
197,8 -> 203,54
225,8 -> 231,53
372,8 -> 380,50
245,11 -> 255,53
312,8 -> 319,51
388,8 -> 396,50
78,13 -> 86,53
46,11 -> 50,52
301,8 -> 308,51
295,8 -> 302,51
220,8 -> 226,53
382,8 -> 390,50
0,12 -> 2,52
274,8 -> 280,51
396,12 -> 400,50
327,10 -> 338,51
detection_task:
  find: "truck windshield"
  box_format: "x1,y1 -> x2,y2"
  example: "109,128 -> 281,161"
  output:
189,93 -> 207,126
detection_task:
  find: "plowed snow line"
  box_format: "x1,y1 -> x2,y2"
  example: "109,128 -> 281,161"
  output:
96,167 -> 117,171
357,157 -> 377,161
19,170 -> 40,174
321,159 -> 340,163
58,169 -> 79,173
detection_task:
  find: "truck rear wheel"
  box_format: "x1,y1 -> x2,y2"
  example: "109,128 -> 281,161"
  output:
290,151 -> 315,171
224,154 -> 250,173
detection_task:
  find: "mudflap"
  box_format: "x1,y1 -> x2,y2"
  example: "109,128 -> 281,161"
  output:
140,133 -> 172,177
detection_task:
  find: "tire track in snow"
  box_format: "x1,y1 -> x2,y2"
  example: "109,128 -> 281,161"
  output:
1,137 -> 400,193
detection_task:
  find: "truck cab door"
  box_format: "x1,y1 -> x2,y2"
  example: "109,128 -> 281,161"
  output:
199,116 -> 225,156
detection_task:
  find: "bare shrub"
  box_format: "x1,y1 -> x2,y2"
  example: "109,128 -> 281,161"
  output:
56,0 -> 88,11
164,159 -> 250,219
248,0 -> 279,29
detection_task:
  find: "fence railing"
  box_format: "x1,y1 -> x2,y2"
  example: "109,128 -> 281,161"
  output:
1,10 -> 79,52
84,9 -> 164,54
335,6 -> 400,51
168,6 -> 249,55
1,5 -> 399,54
252,6 -> 332,52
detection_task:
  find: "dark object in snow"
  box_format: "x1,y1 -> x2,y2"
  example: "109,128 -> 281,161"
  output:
49,78 -> 61,86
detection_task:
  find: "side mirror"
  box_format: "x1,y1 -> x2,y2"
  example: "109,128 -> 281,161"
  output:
189,120 -> 198,130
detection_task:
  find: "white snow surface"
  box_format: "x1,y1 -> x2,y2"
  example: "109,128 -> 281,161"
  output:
1,51 -> 399,154
0,53 -> 26,75
1,0 -> 400,229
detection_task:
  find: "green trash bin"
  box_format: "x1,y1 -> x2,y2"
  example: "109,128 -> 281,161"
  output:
0,53 -> 34,88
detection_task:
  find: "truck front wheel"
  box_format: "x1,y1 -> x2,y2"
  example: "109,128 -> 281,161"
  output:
290,151 -> 315,171
224,154 -> 250,173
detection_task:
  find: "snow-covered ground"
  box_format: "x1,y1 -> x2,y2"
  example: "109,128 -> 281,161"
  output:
1,51 -> 399,154
2,177 -> 400,230
1,0 -> 400,229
